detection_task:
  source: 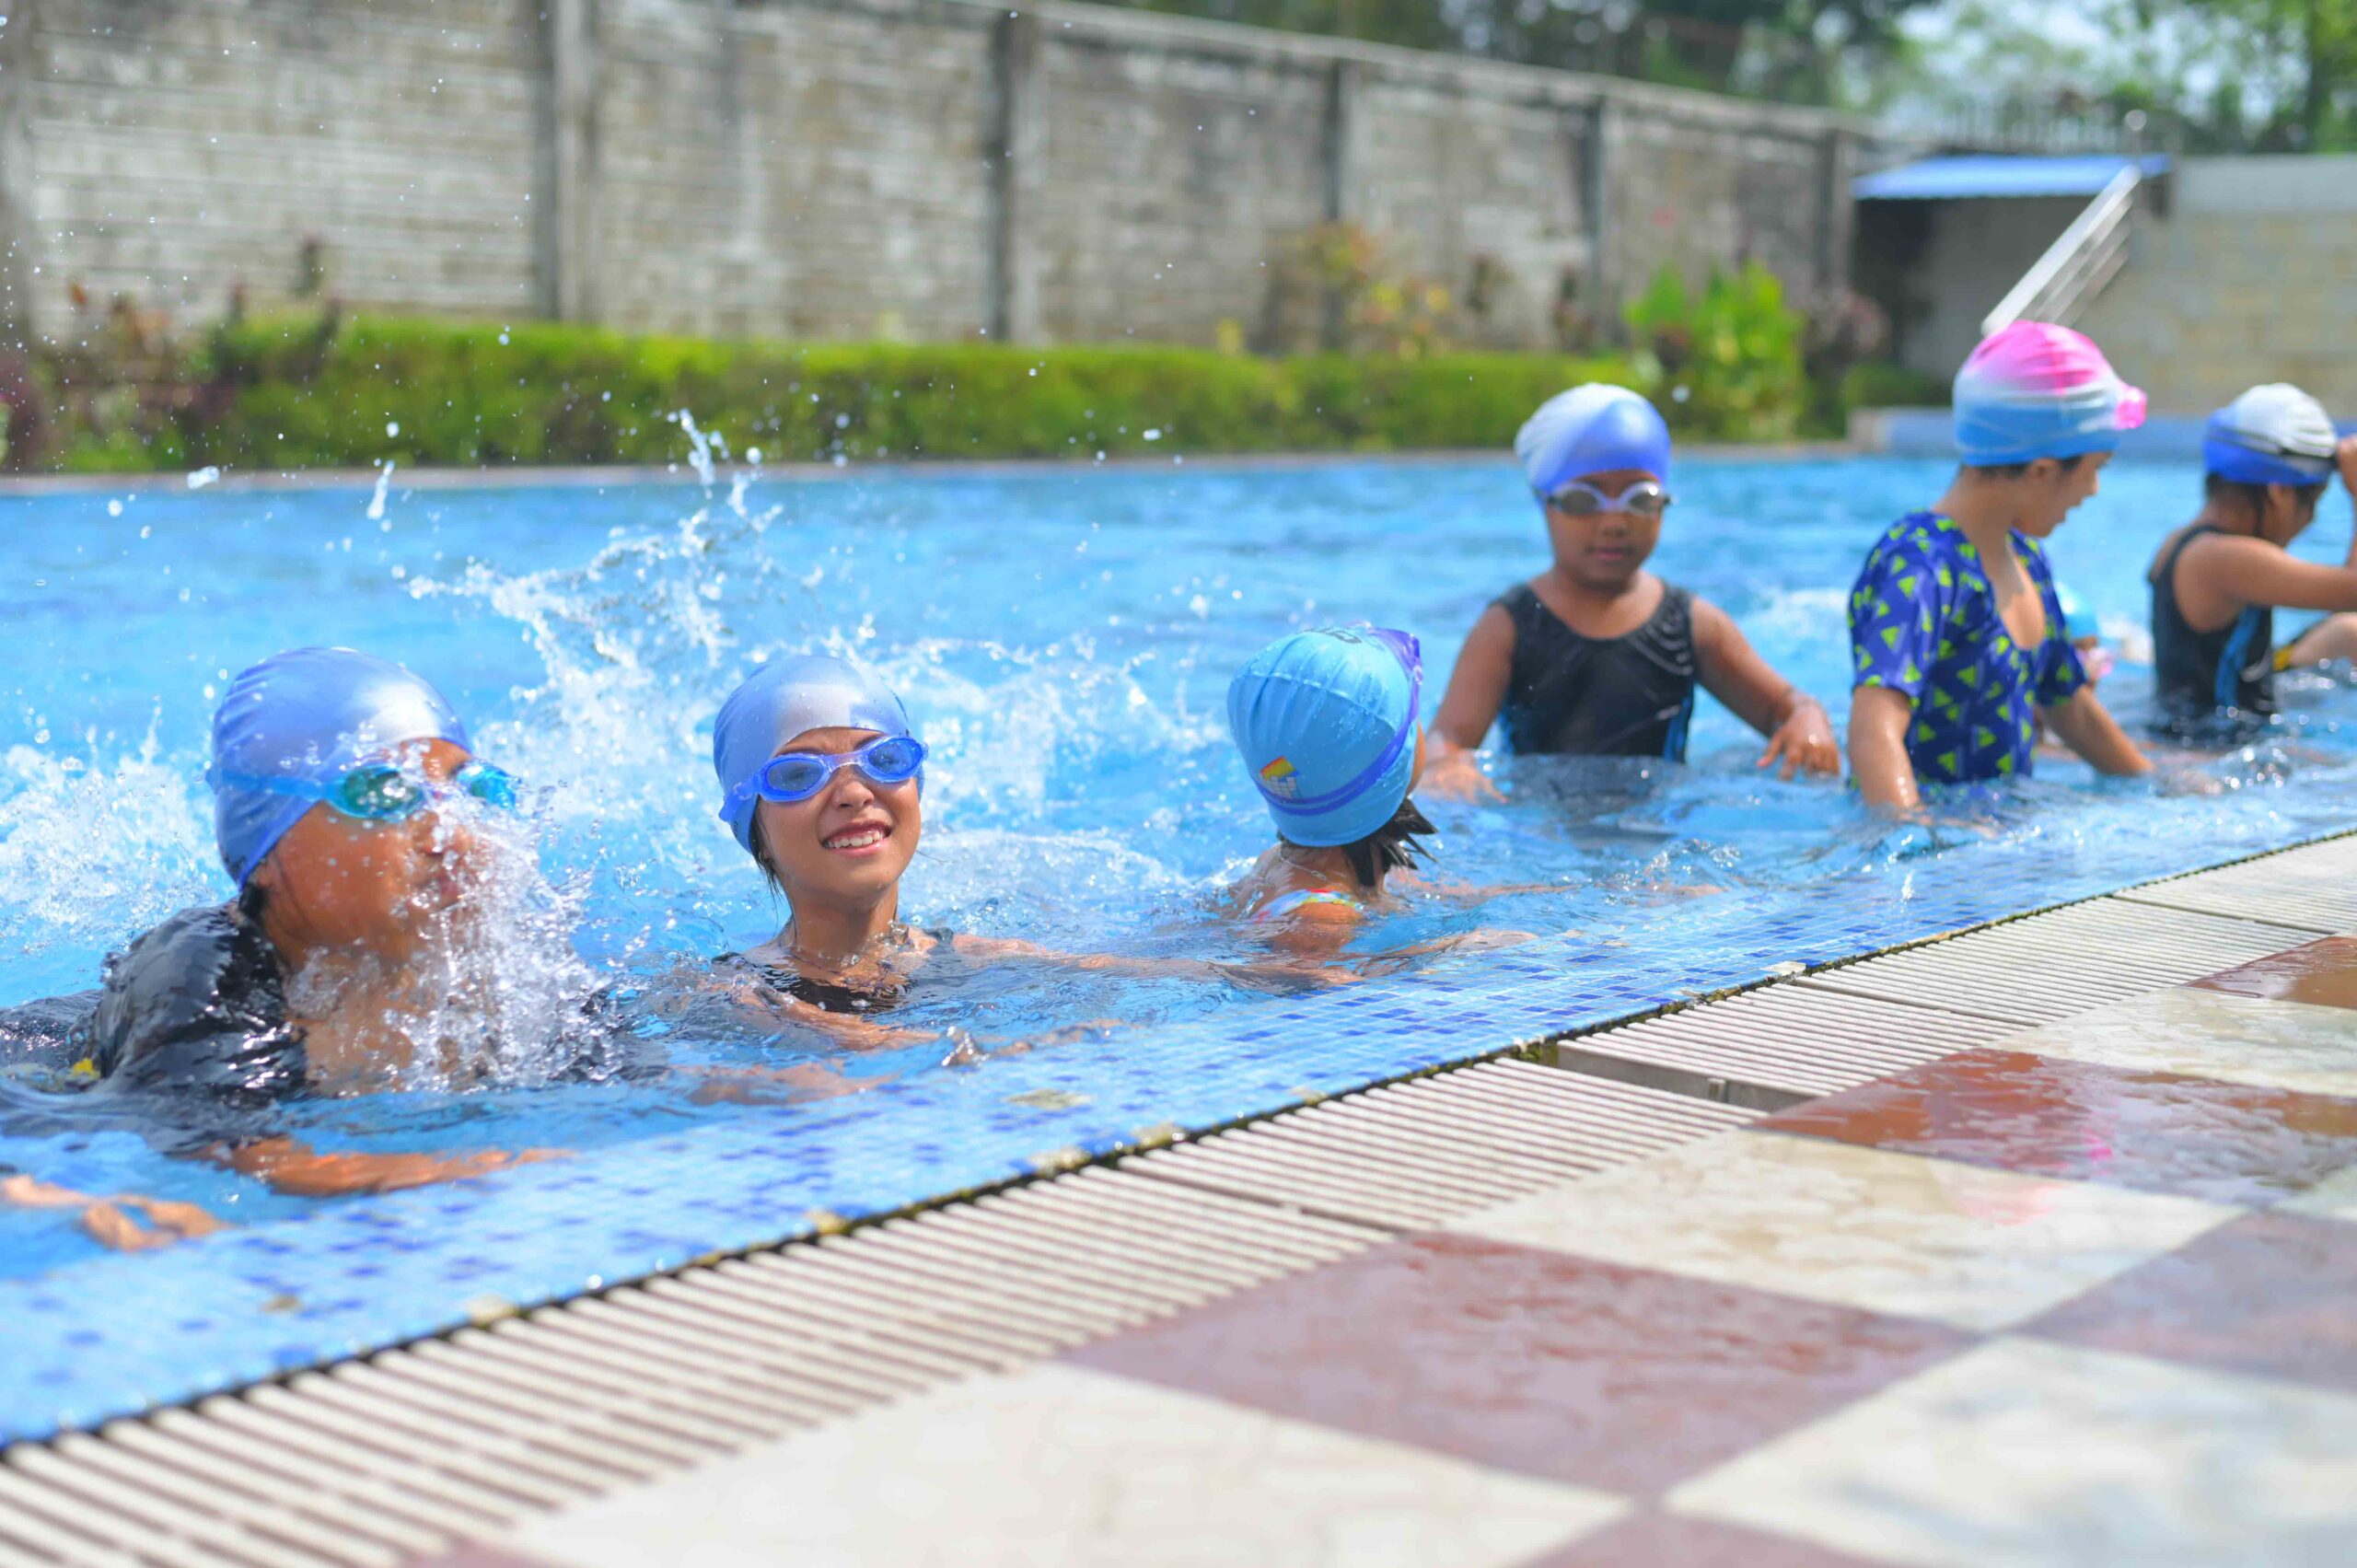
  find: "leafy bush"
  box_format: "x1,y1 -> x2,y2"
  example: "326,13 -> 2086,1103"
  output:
1623,261 -> 1808,441
18,308 -> 1909,472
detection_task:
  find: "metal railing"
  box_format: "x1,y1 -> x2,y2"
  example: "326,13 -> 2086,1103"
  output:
1980,162 -> 2144,336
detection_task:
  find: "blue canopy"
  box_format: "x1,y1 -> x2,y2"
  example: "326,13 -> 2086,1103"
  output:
1854,154 -> 2169,201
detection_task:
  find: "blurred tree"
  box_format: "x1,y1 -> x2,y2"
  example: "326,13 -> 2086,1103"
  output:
1094,0 -> 1936,101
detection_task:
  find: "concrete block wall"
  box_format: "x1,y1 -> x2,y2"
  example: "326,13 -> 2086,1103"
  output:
2076,156 -> 2357,415
1,0 -> 544,341
0,0 -> 1880,353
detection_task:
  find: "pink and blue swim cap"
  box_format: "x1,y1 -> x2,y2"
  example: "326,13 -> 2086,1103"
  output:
2203,384 -> 2339,488
1228,627 -> 1422,848
713,654 -> 917,855
1515,384 -> 1673,497
1953,321 -> 2146,467
209,647 -> 470,887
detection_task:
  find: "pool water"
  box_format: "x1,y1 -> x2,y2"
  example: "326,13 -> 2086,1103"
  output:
4,452 -> 2356,1289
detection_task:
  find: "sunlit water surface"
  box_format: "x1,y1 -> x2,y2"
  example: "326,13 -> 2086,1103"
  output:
4,452 -> 2354,1278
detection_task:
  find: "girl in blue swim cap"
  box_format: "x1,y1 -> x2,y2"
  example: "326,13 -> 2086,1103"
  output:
2147,384 -> 2357,737
1225,626 -> 1445,954
1426,384 -> 1839,799
706,654 -> 1303,1042
1,648 -> 580,1233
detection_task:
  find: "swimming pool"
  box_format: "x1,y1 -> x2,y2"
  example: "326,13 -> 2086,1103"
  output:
4,450 -> 2355,1437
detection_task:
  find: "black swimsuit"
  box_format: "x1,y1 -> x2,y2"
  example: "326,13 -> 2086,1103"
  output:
5,905 -> 647,1111
2151,526 -> 2276,728
1495,581 -> 1699,760
719,930 -> 964,1016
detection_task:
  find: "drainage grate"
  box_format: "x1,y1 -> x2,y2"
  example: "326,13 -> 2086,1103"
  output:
0,1168 -> 1387,1568
2114,835 -> 2357,935
1799,896 -> 2300,1024
1548,983 -> 2003,1109
1120,1058 -> 1756,1228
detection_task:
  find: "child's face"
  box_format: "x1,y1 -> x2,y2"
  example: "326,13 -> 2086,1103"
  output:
1543,468 -> 1662,590
2014,452 -> 2109,537
250,739 -> 489,962
2260,484 -> 2326,548
754,727 -> 922,910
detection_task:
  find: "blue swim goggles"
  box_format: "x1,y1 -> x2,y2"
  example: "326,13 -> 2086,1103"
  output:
722,735 -> 928,817
210,759 -> 520,823
1254,627 -> 1422,819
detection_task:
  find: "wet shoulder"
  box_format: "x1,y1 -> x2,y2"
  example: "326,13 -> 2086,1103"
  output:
1853,514 -> 1964,616
83,903 -> 306,1102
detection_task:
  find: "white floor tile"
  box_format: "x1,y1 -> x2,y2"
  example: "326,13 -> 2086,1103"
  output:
1670,1336 -> 2357,1567
2003,988 -> 2357,1099
1448,1130 -> 2235,1332
508,1362 -> 1624,1568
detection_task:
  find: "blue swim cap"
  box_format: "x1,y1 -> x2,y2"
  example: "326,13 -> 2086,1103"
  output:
1228,627 -> 1422,849
2203,384 -> 2338,488
713,654 -> 916,854
2052,581 -> 2098,644
210,647 -> 470,887
1515,385 -> 1673,498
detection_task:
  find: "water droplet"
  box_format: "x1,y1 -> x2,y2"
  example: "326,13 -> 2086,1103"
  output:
186,466 -> 222,490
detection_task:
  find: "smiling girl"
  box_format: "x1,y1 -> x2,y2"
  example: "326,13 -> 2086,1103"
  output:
705,654 -> 1312,1040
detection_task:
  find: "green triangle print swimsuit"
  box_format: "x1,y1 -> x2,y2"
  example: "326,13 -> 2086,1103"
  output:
1847,512 -> 2088,786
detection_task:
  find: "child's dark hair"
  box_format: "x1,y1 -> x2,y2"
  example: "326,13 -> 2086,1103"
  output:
1966,453 -> 2088,480
1284,797 -> 1436,889
2205,472 -> 2328,516
748,816 -> 787,900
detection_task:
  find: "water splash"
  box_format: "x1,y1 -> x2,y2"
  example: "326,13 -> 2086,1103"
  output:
366,459 -> 396,523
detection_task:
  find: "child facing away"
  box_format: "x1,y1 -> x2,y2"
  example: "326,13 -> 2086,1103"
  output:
1226,626 -> 1434,954
1847,322 -> 2152,812
2147,383 -> 2357,736
1423,384 -> 1840,800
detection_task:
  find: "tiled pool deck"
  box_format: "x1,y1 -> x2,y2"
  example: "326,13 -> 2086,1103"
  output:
477,860 -> 2357,1567
6,835 -> 2357,1562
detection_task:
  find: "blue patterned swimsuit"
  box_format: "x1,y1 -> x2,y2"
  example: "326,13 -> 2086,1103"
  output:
1847,513 -> 2087,785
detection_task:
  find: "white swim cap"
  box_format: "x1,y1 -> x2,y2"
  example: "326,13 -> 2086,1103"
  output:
2204,384 -> 2338,486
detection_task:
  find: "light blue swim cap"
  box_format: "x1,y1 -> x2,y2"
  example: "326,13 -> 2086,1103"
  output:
1515,385 -> 1673,497
2052,581 -> 2098,644
713,654 -> 916,854
2203,384 -> 2338,488
1227,627 -> 1422,849
209,647 -> 470,887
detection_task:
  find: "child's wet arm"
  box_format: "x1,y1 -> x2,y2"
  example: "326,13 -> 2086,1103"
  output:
2043,688 -> 2152,776
1848,686 -> 1921,810
1691,598 -> 1823,735
1432,605 -> 1516,751
2207,536 -> 2357,613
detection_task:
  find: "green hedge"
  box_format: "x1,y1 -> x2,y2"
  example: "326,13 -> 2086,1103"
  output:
33,310 -> 1841,474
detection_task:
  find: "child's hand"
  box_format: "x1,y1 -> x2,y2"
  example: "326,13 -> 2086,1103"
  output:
1419,746 -> 1504,803
2338,434 -> 2357,493
1758,702 -> 1840,780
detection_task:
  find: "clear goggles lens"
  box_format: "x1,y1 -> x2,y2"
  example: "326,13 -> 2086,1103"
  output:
1543,479 -> 1672,517
331,760 -> 518,821
752,736 -> 927,805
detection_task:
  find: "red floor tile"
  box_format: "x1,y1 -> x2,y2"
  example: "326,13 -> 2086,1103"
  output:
1759,1048 -> 2357,1205
1516,1511 -> 1892,1567
2191,936 -> 2357,1010
2026,1210 -> 2357,1396
399,1549 -> 563,1568
1062,1232 -> 1969,1495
